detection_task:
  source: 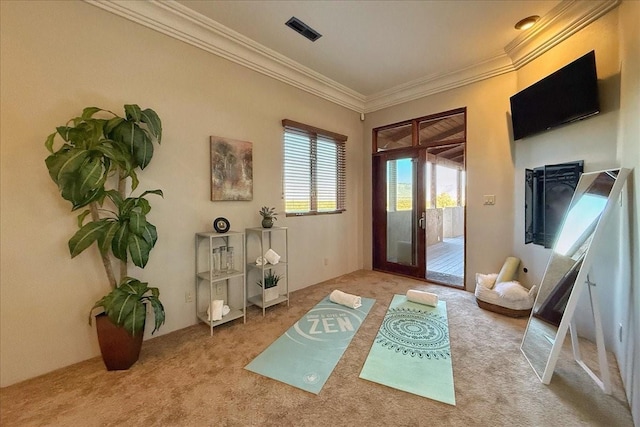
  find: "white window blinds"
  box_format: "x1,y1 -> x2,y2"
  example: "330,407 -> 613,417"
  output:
282,120 -> 347,215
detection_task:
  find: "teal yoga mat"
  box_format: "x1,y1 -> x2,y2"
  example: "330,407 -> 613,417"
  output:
245,295 -> 375,394
359,294 -> 456,405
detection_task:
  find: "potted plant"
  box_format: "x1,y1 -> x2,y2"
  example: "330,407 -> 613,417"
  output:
258,270 -> 281,301
44,104 -> 165,370
259,206 -> 278,228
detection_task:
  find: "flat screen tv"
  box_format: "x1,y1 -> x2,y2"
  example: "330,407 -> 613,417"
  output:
510,50 -> 599,140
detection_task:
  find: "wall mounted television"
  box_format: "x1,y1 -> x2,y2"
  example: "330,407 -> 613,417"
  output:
510,50 -> 600,140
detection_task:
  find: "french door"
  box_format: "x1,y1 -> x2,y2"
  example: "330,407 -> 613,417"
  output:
372,108 -> 466,287
372,149 -> 427,277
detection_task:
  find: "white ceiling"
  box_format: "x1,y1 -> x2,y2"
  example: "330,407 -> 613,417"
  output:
176,0 -> 560,96
89,0 -> 619,112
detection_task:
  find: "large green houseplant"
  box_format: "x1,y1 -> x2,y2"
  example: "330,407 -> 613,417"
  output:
45,104 -> 165,368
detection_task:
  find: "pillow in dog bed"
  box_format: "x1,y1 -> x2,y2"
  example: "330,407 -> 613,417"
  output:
494,281 -> 530,301
476,273 -> 499,289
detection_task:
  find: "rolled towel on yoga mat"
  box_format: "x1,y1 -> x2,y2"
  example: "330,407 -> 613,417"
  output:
406,289 -> 439,307
330,290 -> 362,309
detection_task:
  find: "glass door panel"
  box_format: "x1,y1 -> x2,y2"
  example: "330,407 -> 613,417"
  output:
425,144 -> 465,287
386,158 -> 416,265
372,149 -> 424,278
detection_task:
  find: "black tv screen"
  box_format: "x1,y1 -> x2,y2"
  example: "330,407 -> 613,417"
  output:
510,50 -> 599,140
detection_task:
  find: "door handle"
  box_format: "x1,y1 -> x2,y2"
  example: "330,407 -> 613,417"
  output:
419,212 -> 426,230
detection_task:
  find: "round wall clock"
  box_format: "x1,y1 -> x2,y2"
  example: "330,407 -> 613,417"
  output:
213,217 -> 230,233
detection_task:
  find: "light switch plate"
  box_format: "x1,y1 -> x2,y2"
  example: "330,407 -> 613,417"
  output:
483,195 -> 495,205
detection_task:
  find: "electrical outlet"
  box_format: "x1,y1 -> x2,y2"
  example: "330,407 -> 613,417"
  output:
324,258 -> 329,266
216,283 -> 224,295
185,291 -> 193,303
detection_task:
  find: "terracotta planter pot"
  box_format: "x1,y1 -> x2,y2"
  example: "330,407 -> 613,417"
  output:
95,313 -> 144,371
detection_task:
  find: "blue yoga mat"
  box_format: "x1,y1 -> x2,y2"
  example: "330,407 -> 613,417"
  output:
245,295 -> 375,394
359,294 -> 455,405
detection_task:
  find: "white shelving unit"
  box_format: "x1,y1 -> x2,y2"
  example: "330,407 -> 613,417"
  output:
245,226 -> 289,316
195,231 -> 246,335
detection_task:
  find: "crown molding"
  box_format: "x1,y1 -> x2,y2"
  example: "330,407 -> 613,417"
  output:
505,0 -> 621,69
363,53 -> 515,113
86,0 -> 366,112
86,0 -> 621,115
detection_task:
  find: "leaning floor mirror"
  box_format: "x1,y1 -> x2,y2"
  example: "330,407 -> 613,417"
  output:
520,168 -> 631,392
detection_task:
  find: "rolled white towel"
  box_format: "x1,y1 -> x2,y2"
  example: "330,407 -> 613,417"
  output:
264,249 -> 281,265
406,289 -> 439,307
207,299 -> 224,321
329,290 -> 362,309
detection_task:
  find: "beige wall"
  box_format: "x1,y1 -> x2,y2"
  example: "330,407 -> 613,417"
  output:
0,1 -> 363,386
363,73 -> 518,291
512,9 -> 622,291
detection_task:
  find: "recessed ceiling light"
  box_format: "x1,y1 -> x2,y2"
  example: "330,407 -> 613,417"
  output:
515,15 -> 540,31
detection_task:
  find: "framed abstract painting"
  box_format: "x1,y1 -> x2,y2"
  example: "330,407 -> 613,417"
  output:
210,136 -> 253,201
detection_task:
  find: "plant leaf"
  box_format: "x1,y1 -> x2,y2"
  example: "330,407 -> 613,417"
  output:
76,209 -> 91,228
46,148 -> 88,184
105,189 -> 124,207
134,136 -> 154,170
97,221 -> 119,255
146,296 -> 165,334
68,220 -> 111,258
140,189 -> 163,199
81,107 -> 102,120
76,156 -> 104,198
136,197 -> 151,215
140,223 -> 158,247
58,171 -> 103,210
140,108 -> 162,143
45,132 -> 56,153
124,104 -> 142,122
104,117 -> 124,135
119,198 -> 136,217
111,223 -> 129,262
128,234 -> 151,268
128,211 -> 147,235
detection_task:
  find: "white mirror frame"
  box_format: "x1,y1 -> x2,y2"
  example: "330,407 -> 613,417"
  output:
520,167 -> 630,390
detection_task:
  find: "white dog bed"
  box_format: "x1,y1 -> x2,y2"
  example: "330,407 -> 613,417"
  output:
474,258 -> 537,318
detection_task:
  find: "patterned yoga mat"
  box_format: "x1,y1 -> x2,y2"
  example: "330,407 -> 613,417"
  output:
245,295 -> 375,394
359,294 -> 455,405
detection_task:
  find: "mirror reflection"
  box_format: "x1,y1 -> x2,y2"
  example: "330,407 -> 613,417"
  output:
521,169 -> 619,381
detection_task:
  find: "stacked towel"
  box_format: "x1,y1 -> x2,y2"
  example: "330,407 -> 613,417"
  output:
330,290 -> 362,309
406,289 -> 439,307
207,300 -> 231,321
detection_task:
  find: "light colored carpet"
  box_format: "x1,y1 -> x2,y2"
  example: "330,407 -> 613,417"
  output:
0,270 -> 633,426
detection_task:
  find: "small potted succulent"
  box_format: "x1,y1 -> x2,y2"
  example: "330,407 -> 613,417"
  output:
258,270 -> 281,301
259,206 -> 278,228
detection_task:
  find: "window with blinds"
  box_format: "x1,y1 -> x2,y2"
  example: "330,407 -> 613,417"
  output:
282,119 -> 347,215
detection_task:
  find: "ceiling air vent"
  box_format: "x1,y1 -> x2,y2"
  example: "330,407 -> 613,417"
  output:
285,17 -> 322,42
